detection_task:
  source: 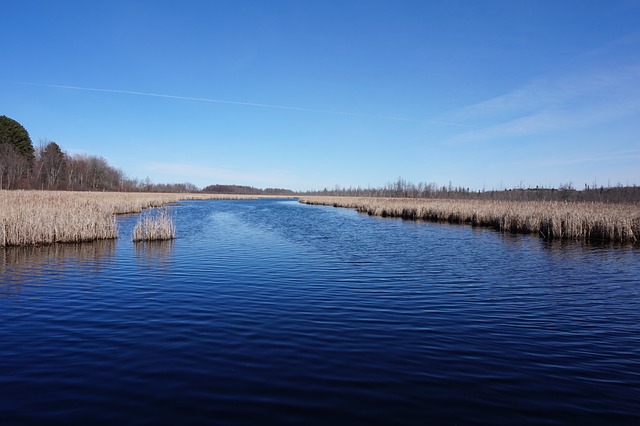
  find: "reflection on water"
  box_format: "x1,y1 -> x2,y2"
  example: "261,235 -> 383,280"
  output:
0,199 -> 639,425
134,240 -> 175,268
0,240 -> 116,269
0,240 -> 116,296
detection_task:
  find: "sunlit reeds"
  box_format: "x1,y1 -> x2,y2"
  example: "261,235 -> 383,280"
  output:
0,190 -> 291,247
132,208 -> 176,242
299,196 -> 640,244
0,191 -> 119,246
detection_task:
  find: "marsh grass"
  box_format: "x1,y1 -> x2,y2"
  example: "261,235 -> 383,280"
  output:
132,208 -> 176,242
0,191 -> 205,247
0,191 -> 290,247
1,191 -> 119,247
299,196 -> 640,244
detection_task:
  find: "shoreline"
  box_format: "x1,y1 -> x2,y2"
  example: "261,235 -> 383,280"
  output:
2,191 -> 638,247
298,196 -> 640,244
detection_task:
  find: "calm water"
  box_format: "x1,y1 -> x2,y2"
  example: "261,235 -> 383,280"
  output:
1,199 -> 639,424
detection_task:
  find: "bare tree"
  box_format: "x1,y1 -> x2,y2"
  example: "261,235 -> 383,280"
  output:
0,142 -> 27,189
7,151 -> 28,189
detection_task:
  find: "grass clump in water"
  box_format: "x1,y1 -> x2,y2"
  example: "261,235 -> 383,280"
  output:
132,208 -> 176,242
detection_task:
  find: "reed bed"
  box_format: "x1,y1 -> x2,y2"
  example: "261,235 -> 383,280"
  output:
1,191 -> 119,247
299,196 -> 640,244
132,208 -> 176,242
0,191 -> 291,247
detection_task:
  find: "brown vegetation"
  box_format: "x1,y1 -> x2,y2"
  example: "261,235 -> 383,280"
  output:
299,196 -> 640,244
1,191 -> 119,246
0,191 -> 293,247
132,208 -> 176,242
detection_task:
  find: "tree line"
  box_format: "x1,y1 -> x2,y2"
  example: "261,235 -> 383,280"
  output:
3,115 -> 638,202
0,115 -> 197,192
202,184 -> 295,195
303,177 -> 640,204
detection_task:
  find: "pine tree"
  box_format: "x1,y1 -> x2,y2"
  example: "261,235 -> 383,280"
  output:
0,115 -> 35,164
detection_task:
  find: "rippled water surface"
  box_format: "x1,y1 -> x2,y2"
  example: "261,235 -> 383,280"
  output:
1,199 -> 639,424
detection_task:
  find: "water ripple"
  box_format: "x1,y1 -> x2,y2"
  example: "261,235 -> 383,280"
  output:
1,199 -> 639,424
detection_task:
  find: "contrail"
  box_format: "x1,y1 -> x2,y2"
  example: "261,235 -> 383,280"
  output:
18,82 -> 418,122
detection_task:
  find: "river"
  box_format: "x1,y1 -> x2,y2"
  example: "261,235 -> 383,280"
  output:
1,198 -> 639,424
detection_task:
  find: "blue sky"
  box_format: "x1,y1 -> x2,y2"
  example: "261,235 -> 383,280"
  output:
2,0 -> 639,191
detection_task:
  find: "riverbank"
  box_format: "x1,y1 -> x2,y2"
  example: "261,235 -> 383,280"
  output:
299,196 -> 640,244
0,191 -> 288,247
5,192 -> 638,246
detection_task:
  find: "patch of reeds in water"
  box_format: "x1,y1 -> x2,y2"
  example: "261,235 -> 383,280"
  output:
299,196 -> 640,244
132,208 -> 176,242
0,191 -> 186,247
0,191 -> 293,247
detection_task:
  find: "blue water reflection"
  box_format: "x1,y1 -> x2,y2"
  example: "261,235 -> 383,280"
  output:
1,199 -> 639,424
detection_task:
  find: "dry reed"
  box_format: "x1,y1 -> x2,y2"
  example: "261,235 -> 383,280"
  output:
132,208 -> 176,242
1,191 -> 119,247
299,196 -> 640,244
0,191 -> 291,247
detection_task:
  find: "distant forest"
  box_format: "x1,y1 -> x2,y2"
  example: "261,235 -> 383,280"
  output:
202,181 -> 640,204
202,184 -> 295,196
303,177 -> 640,204
2,115 -> 638,203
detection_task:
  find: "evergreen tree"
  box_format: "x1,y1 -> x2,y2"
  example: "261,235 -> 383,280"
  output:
0,115 -> 35,164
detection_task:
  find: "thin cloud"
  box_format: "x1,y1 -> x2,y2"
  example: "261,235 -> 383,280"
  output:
453,32 -> 640,123
18,82 -> 418,122
441,31 -> 640,145
443,62 -> 640,145
447,93 -> 640,145
455,64 -> 640,121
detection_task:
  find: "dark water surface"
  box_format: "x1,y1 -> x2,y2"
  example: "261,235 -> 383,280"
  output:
1,199 -> 639,424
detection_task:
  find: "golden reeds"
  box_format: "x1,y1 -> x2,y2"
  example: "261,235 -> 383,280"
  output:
0,191 -> 119,246
0,190 -> 291,247
132,208 -> 176,242
299,196 -> 640,244
13,190 -> 637,245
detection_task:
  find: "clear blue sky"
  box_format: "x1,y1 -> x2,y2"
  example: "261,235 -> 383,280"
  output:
2,0 -> 639,191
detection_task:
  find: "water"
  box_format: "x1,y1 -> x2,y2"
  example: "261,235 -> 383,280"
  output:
1,198 -> 639,424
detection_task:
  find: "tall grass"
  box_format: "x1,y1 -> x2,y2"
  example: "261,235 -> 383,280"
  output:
299,196 -> 640,244
132,208 -> 176,242
1,191 -> 119,246
0,191 -> 291,247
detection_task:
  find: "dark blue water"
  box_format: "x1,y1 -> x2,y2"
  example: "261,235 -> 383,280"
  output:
1,199 -> 639,425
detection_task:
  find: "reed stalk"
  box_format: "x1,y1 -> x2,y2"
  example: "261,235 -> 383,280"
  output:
132,208 -> 176,242
0,191 -> 290,247
299,196 -> 640,244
